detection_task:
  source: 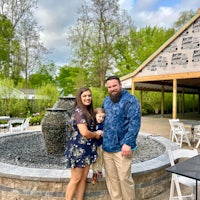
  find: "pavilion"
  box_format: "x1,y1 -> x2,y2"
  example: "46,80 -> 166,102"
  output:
120,8 -> 200,119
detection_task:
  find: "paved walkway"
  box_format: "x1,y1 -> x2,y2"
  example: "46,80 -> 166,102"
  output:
141,114 -> 200,149
140,115 -> 171,138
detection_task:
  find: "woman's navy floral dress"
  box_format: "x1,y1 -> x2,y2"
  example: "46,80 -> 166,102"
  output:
65,107 -> 98,168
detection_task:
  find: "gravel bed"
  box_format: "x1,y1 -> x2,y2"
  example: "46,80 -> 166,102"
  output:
0,132 -> 165,169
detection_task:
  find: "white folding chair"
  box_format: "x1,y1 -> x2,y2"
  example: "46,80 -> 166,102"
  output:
0,123 -> 9,132
8,118 -> 25,133
22,117 -> 31,131
169,119 -> 179,139
170,122 -> 191,148
168,148 -> 198,200
194,125 -> 200,148
0,116 -> 10,132
8,117 -> 31,133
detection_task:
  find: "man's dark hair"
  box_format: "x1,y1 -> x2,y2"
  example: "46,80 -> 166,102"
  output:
106,76 -> 121,83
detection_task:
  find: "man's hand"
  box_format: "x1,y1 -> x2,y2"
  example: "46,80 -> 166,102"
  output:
121,144 -> 132,157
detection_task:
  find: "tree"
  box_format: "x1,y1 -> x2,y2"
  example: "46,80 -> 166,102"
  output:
29,62 -> 57,88
0,78 -> 28,117
16,11 -> 47,88
0,0 -> 37,29
67,0 -> 134,88
173,9 -> 196,31
0,14 -> 17,77
29,73 -> 53,88
56,66 -> 88,96
0,0 -> 36,79
35,83 -> 59,112
0,15 -> 14,59
0,0 -> 47,86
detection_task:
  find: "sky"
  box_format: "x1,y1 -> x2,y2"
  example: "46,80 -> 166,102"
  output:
34,0 -> 200,66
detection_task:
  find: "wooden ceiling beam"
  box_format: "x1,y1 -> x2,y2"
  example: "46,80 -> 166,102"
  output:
133,72 -> 200,82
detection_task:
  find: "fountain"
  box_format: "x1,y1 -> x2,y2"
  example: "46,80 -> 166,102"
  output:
42,108 -> 69,155
0,96 -> 180,200
42,95 -> 75,155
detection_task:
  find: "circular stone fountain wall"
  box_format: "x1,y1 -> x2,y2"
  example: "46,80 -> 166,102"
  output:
0,131 -> 179,200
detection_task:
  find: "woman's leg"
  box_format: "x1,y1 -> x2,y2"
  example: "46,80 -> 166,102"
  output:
65,167 -> 87,200
75,165 -> 90,200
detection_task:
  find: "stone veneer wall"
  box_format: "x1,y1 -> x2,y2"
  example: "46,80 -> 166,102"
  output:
0,167 -> 170,200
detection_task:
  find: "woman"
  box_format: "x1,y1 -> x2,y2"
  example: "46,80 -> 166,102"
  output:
65,87 -> 102,200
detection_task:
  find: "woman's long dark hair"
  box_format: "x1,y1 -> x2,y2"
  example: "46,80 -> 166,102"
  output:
74,87 -> 94,126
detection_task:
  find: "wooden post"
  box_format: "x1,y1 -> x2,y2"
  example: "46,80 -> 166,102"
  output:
172,79 -> 177,119
198,93 -> 200,114
161,85 -> 164,117
182,89 -> 185,114
131,79 -> 135,95
140,90 -> 142,115
192,94 -> 195,112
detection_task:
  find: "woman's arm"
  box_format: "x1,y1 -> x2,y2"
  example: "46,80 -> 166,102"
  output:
77,124 -> 101,139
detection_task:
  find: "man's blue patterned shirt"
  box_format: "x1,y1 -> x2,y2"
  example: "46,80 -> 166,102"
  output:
102,89 -> 141,152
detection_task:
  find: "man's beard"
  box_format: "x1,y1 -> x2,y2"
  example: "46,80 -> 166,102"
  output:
109,90 -> 122,103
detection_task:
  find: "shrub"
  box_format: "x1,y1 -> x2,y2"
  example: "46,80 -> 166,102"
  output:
29,112 -> 45,125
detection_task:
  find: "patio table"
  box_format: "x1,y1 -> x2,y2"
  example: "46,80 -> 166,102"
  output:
166,155 -> 200,200
180,120 -> 200,141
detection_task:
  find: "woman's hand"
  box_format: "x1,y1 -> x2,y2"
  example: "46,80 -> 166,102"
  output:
94,131 -> 102,139
77,124 -> 102,139
96,130 -> 103,136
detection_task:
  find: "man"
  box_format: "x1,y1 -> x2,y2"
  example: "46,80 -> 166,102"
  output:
102,76 -> 141,200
